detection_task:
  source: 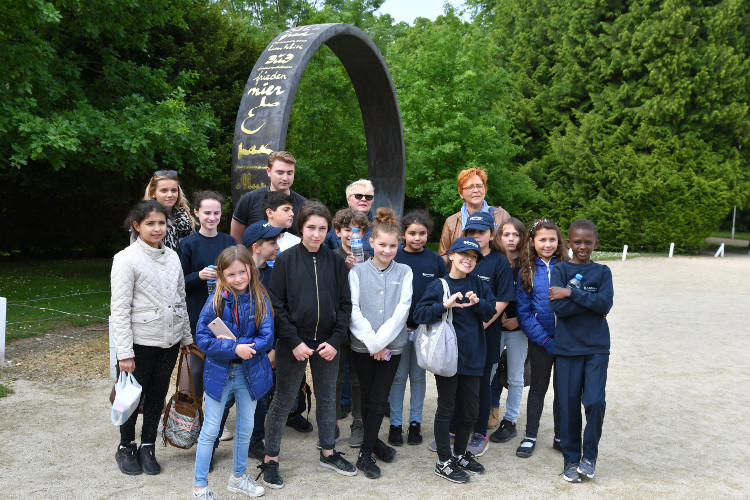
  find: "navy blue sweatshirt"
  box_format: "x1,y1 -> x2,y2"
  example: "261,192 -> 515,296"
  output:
549,261 -> 614,356
395,247 -> 446,329
177,231 -> 237,336
471,251 -> 516,364
414,273 -> 496,376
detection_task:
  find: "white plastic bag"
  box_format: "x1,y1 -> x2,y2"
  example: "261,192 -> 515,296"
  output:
111,372 -> 142,426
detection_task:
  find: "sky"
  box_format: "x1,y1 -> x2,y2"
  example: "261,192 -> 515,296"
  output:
377,0 -> 467,24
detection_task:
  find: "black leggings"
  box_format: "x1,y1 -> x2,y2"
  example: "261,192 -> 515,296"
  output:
351,351 -> 401,456
119,343 -> 179,445
525,341 -> 560,439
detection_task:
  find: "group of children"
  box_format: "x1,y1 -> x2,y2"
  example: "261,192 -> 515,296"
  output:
111,169 -> 614,499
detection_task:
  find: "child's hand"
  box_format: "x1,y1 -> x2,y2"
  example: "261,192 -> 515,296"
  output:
268,348 -> 276,369
501,313 -> 519,330
464,291 -> 479,305
316,342 -> 338,361
345,251 -> 357,270
119,358 -> 135,373
548,286 -> 571,301
292,342 -> 315,361
444,292 -> 465,309
372,349 -> 386,361
235,343 -> 257,359
180,345 -> 191,354
199,266 -> 218,281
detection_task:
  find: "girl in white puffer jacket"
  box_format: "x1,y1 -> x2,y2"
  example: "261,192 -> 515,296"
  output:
111,199 -> 192,476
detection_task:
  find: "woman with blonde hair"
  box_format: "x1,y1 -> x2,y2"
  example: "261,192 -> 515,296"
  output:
143,169 -> 195,250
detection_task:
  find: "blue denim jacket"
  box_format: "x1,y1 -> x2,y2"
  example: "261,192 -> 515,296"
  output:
196,291 -> 274,402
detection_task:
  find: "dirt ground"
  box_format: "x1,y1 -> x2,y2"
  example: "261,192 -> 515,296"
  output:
1,255 -> 749,499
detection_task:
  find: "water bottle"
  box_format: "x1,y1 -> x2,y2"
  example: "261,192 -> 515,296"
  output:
207,265 -> 216,294
266,260 -> 275,268
567,273 -> 583,289
350,228 -> 364,263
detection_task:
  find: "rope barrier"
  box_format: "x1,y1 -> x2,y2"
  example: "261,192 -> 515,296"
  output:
6,290 -> 109,305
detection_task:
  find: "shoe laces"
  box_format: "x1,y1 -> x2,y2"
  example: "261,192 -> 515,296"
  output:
469,433 -> 484,447
256,460 -> 280,482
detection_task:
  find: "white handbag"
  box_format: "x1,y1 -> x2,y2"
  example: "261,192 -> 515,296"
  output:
414,279 -> 458,377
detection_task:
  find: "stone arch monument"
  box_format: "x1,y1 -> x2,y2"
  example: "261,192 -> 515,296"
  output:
231,23 -> 405,215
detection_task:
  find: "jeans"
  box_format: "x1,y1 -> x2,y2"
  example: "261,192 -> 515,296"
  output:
525,341 -> 560,439
352,351 -> 401,455
434,373 -> 480,463
556,354 -> 608,463
489,329 -> 528,423
389,337 -> 426,426
119,343 -> 179,445
215,392 -> 268,449
264,338 -> 340,457
336,342 -> 361,420
194,364 -> 257,487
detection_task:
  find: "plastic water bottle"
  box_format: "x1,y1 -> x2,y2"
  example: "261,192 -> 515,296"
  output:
567,273 -> 583,289
207,265 -> 216,294
350,228 -> 364,263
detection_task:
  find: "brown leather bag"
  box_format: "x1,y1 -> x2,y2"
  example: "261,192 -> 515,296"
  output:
161,352 -> 203,449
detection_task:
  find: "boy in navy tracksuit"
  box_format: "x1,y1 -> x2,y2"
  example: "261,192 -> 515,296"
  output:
548,219 -> 614,483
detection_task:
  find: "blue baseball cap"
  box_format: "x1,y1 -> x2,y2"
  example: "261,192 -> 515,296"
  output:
448,237 -> 484,260
242,221 -> 285,247
463,211 -> 496,232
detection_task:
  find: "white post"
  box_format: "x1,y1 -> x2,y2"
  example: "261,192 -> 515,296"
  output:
714,243 -> 725,258
731,206 -> 736,240
622,245 -> 628,261
0,297 -> 6,365
669,243 -> 675,258
109,316 -> 117,380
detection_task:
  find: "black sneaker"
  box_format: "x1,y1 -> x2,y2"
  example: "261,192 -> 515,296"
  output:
434,457 -> 470,484
115,443 -> 142,475
490,419 -> 517,443
257,460 -> 283,489
287,414 -> 313,433
319,449 -> 357,476
374,439 -> 397,463
563,461 -> 581,483
455,451 -> 485,474
248,440 -> 265,462
388,425 -> 403,446
553,438 -> 562,452
407,421 -> 423,445
356,452 -> 381,479
516,438 -> 536,458
138,444 -> 161,475
577,457 -> 596,479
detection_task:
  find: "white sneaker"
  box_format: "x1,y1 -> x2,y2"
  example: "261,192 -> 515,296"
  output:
227,473 -> 265,497
193,487 -> 217,500
219,427 -> 234,441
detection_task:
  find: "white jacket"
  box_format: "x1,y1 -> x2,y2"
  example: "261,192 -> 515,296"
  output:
110,237 -> 192,360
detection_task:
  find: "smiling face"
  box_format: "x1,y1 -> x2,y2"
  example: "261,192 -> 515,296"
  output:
567,227 -> 598,264
194,199 -> 222,234
222,259 -> 250,294
532,227 -> 559,261
267,160 -> 295,194
448,250 -> 479,277
300,215 -> 328,252
403,223 -> 428,252
153,179 -> 179,209
335,224 -> 360,252
460,174 -> 486,210
133,210 -> 167,248
370,232 -> 399,268
501,223 -> 521,257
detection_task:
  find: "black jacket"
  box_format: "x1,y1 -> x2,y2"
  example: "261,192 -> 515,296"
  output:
268,243 -> 352,350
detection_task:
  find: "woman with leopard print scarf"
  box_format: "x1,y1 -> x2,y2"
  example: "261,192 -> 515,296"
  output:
143,170 -> 195,250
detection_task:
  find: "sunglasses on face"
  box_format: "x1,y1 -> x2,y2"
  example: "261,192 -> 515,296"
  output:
352,193 -> 374,201
154,170 -> 178,177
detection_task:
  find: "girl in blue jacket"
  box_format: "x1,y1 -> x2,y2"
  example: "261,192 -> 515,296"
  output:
193,245 -> 274,500
515,219 -> 566,459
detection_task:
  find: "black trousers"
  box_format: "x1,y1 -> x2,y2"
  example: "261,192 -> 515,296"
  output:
119,343 -> 179,445
525,341 -> 560,439
351,351 -> 401,456
434,373 -> 480,462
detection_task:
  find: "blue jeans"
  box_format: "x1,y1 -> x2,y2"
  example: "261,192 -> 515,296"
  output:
194,364 -> 257,487
489,329 -> 528,423
389,337 -> 426,425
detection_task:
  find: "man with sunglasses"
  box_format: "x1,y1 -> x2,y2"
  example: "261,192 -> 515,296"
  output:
231,151 -> 307,243
324,179 -> 376,254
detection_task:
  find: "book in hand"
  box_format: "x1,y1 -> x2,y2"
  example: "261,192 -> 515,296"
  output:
208,317 -> 236,340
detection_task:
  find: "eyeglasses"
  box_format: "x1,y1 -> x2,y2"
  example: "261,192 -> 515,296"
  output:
352,193 -> 374,201
463,184 -> 485,192
154,170 -> 178,177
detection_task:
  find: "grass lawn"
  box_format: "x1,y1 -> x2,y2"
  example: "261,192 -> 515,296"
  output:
0,258 -> 111,340
711,230 -> 750,241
